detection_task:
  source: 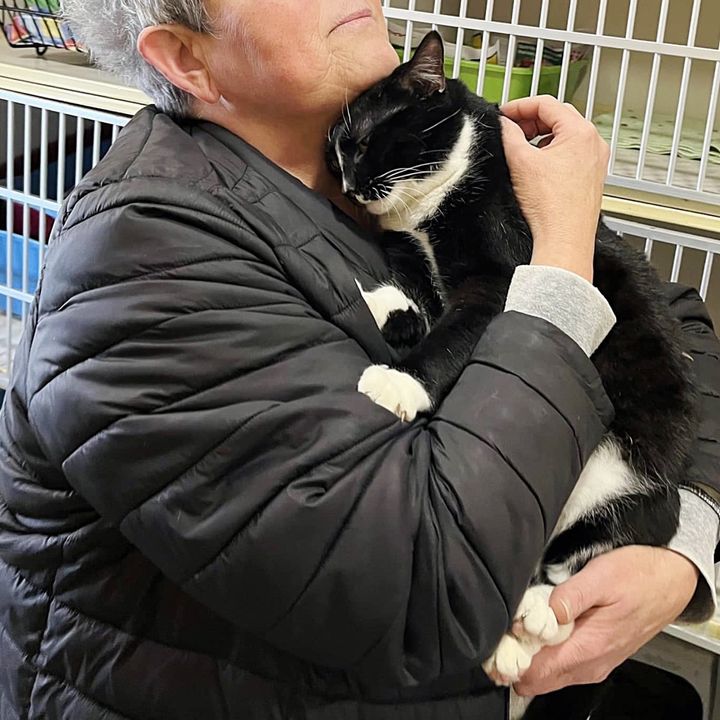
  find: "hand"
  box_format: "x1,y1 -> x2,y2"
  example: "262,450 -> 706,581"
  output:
514,545 -> 699,696
500,96 -> 610,283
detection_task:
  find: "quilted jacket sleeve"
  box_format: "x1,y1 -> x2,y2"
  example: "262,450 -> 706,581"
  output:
26,188 -> 613,688
663,283 -> 720,501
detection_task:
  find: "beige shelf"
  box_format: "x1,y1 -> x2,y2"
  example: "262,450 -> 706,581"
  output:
0,43 -> 149,115
603,195 -> 720,237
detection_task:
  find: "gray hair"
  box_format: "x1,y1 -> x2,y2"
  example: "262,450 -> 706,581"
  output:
62,0 -> 216,116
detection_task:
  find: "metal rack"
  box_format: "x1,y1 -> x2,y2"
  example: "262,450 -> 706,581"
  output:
0,0 -> 80,55
0,88 -> 126,377
383,0 -> 720,211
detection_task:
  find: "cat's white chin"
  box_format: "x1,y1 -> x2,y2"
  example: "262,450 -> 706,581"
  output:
364,198 -> 390,216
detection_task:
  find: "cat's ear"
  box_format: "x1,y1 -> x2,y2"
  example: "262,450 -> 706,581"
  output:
400,31 -> 447,96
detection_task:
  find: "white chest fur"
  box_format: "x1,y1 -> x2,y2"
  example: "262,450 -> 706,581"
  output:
368,116 -> 475,233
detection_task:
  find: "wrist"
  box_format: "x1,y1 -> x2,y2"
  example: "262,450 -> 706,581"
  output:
659,547 -> 700,615
531,246 -> 594,284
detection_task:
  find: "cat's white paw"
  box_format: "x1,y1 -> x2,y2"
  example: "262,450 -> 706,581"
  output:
358,365 -> 431,422
355,280 -> 418,330
515,585 -> 574,646
509,691 -> 533,720
483,634 -> 540,686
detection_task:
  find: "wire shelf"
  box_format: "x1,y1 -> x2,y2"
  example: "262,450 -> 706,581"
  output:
0,0 -> 80,55
382,0 -> 720,208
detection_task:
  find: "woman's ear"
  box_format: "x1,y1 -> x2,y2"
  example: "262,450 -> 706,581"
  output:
137,24 -> 220,105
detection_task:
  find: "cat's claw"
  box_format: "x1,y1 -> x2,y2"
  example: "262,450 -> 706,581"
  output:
358,365 -> 432,422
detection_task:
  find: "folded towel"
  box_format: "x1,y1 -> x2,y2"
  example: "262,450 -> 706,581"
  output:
594,109 -> 720,165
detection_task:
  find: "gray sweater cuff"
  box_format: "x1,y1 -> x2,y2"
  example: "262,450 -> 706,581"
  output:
504,265 -> 617,356
670,488 -> 719,623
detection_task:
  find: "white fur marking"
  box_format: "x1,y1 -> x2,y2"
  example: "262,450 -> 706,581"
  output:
484,586 -> 574,697
409,230 -> 445,298
367,115 -> 475,232
509,692 -> 533,720
545,563 -> 572,586
358,365 -> 431,422
483,634 -> 539,685
355,280 -> 419,330
336,138 -> 348,195
545,541 -> 614,586
516,585 -> 560,643
552,439 -> 638,539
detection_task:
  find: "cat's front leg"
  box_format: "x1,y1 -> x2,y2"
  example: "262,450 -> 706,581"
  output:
355,280 -> 428,350
357,365 -> 432,422
356,279 -> 433,421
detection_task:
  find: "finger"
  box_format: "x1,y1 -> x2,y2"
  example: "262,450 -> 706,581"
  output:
515,662 -> 602,696
513,636 -> 601,696
500,95 -> 578,136
535,134 -> 554,149
499,116 -> 536,157
549,562 -> 614,624
512,643 -> 577,696
501,115 -> 546,141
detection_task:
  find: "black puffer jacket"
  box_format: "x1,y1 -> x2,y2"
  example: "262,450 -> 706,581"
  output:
0,107 -> 718,720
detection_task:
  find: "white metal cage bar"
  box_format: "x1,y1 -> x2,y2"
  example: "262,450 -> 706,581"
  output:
556,0 -> 578,103
383,0 -> 720,207
665,0 -> 702,186
605,217 -> 720,303
500,0 -> 522,105
474,0 -> 495,97
0,89 -> 129,381
608,0 -> 638,176
381,9 -> 720,61
697,44 -> 720,193
636,0 -> 670,182
529,0 -> 550,98
583,0 -> 608,122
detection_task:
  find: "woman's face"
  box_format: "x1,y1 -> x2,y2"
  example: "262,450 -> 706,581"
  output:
206,0 -> 399,117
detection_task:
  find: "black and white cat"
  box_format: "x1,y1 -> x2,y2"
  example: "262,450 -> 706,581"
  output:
327,31 -> 697,718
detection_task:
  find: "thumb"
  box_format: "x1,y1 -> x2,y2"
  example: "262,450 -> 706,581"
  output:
549,565 -> 608,624
499,116 -> 535,163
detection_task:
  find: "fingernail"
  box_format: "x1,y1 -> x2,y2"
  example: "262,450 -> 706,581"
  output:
558,598 -> 572,624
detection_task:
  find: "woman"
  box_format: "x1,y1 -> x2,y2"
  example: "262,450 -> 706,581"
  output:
0,1 -> 718,718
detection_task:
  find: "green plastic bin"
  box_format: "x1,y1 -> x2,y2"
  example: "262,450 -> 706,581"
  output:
395,48 -> 588,103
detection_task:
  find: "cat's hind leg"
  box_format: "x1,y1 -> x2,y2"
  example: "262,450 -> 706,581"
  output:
483,584 -> 574,686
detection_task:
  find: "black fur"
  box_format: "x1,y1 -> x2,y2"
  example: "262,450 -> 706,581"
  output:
328,33 -> 697,594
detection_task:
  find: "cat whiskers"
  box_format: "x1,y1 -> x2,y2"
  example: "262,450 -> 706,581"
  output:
385,184 -> 426,216
376,161 -> 441,182
420,108 -> 463,135
342,89 -> 352,135
394,183 -> 448,221
419,149 -> 449,158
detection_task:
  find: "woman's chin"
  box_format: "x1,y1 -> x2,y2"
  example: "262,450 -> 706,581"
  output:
348,43 -> 400,92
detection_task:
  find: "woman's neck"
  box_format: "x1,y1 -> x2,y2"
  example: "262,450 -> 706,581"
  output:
202,105 -> 375,232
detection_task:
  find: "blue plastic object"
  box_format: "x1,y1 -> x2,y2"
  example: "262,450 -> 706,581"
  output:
0,230 -> 41,317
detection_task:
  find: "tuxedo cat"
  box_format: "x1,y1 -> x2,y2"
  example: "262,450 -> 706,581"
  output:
327,31 -> 697,718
